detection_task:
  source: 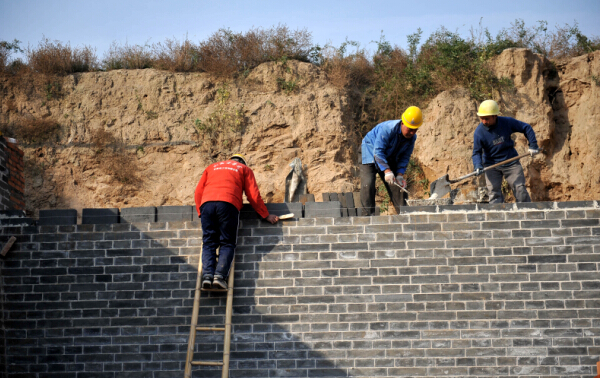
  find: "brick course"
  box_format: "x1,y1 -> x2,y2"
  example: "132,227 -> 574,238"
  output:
0,203 -> 599,377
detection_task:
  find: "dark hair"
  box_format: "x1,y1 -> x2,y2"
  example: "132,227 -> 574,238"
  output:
231,157 -> 246,165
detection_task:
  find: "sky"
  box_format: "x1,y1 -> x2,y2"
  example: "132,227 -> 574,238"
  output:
1,0 -> 600,61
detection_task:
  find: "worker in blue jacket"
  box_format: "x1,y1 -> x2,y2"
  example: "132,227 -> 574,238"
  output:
472,100 -> 540,203
360,106 -> 423,215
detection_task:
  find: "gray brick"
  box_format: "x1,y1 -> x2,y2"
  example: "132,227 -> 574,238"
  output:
156,206 -> 193,222
521,220 -> 560,229
516,202 -> 555,210
566,236 -> 600,245
38,209 -> 78,225
528,255 -> 567,263
120,207 -> 156,223
442,222 -> 481,231
562,219 -> 600,227
82,208 -> 120,225
305,202 -> 342,218
525,237 -> 564,246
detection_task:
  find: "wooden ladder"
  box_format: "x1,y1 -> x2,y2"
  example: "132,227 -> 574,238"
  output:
184,254 -> 235,378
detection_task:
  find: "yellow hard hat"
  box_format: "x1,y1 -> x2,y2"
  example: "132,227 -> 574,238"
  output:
477,100 -> 500,116
401,106 -> 423,129
230,153 -> 247,165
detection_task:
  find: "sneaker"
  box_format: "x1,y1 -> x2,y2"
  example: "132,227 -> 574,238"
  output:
201,275 -> 213,290
213,275 -> 227,290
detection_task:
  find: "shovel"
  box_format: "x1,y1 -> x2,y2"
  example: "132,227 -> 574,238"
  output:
429,152 -> 533,199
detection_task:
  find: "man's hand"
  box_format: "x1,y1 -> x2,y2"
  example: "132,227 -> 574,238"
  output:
528,148 -> 540,157
384,171 -> 396,185
396,174 -> 406,189
265,214 -> 279,224
475,167 -> 484,176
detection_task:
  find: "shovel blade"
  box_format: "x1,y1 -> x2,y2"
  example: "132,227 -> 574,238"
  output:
429,174 -> 451,199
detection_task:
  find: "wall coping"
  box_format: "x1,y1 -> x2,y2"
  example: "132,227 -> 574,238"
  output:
1,200 -> 598,227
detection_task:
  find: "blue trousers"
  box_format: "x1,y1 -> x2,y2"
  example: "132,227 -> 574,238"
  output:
200,201 -> 240,278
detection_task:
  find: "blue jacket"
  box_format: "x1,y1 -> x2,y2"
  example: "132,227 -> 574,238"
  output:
472,116 -> 538,169
361,120 -> 416,175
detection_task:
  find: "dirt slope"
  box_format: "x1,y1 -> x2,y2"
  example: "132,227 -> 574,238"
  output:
1,49 -> 599,215
1,61 -> 360,215
415,48 -> 600,202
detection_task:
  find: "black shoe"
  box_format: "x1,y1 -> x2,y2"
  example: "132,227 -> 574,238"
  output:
213,275 -> 227,290
201,275 -> 213,290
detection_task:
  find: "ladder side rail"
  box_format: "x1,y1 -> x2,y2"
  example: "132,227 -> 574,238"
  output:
221,260 -> 235,378
184,251 -> 204,378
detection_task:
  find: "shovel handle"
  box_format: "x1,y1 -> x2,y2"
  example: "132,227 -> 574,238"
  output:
449,152 -> 533,184
393,181 -> 410,195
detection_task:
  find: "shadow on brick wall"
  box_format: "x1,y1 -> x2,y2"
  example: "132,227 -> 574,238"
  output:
0,219 -> 349,377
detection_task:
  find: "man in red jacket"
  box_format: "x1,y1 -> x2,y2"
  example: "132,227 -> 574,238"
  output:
194,154 -> 279,290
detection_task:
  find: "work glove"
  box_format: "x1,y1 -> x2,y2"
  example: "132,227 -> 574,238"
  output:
475,167 -> 484,176
528,148 -> 540,157
384,171 -> 396,185
396,174 -> 406,189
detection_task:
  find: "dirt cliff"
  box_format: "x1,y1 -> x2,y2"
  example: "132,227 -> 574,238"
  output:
1,61 -> 360,215
415,48 -> 600,202
0,48 -> 599,215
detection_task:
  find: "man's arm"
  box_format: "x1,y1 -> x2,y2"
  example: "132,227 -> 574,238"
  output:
511,118 -> 539,149
373,124 -> 394,172
194,171 -> 208,216
242,168 -> 271,219
472,132 -> 484,170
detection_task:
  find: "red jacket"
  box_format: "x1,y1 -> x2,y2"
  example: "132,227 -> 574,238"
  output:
194,160 -> 270,218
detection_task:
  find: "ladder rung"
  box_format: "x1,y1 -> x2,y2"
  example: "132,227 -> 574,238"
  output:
196,326 -> 225,332
191,360 -> 224,366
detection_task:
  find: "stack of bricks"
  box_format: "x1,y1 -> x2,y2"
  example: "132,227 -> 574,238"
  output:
0,136 -> 25,211
0,202 -> 599,377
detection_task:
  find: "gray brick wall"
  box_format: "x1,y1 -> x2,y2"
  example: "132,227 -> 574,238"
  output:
1,203 -> 599,377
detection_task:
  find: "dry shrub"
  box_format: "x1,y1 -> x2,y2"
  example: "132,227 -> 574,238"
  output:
322,49 -> 373,89
7,118 -> 61,144
197,30 -> 240,76
90,128 -> 117,150
545,24 -> 600,60
479,19 -> 600,60
90,128 -> 141,185
102,41 -> 154,70
27,38 -> 98,75
260,25 -> 312,62
12,25 -> 313,76
153,38 -> 200,72
101,150 -> 141,185
198,25 -> 313,76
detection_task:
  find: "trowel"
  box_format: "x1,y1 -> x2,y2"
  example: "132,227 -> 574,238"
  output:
429,152 -> 534,199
